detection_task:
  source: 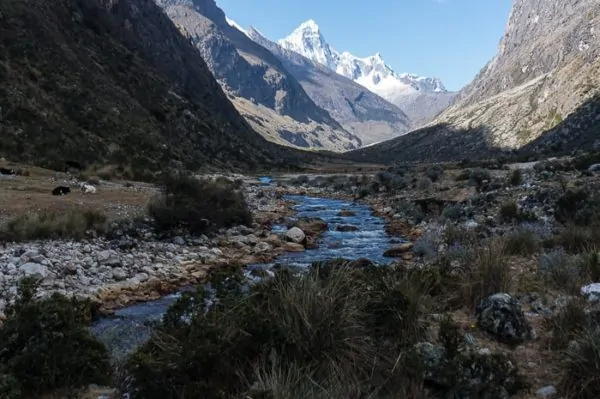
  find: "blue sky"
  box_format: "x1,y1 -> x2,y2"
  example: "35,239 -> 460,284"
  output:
216,0 -> 513,91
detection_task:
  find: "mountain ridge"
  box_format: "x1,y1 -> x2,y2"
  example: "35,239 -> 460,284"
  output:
244,25 -> 413,145
276,19 -> 456,125
155,0 -> 362,152
0,0 -> 306,175
350,0 -> 600,163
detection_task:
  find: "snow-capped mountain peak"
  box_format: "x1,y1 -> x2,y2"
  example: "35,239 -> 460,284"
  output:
278,20 -> 337,69
277,20 -> 449,105
297,19 -> 320,33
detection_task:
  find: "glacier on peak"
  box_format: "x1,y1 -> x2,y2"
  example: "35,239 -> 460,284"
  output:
277,19 -> 449,103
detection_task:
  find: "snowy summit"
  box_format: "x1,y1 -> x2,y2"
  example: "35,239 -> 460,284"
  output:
278,20 -> 449,105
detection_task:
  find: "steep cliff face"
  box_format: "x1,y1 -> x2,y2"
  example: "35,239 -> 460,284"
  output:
247,27 -> 412,145
155,0 -> 362,152
0,0 -> 296,173
352,0 -> 600,163
434,0 -> 600,149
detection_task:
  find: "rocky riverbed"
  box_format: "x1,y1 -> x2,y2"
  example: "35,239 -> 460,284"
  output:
0,181 -> 313,320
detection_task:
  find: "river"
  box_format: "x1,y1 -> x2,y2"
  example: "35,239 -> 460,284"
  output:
90,194 -> 398,358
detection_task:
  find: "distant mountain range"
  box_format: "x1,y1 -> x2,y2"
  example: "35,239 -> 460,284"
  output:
275,19 -> 457,126
156,0 -> 456,150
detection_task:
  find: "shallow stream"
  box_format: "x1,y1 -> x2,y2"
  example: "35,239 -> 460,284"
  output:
91,195 -> 397,357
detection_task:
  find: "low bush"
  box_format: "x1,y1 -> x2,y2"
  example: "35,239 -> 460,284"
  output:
503,228 -> 541,256
545,299 -> 588,350
417,177 -> 433,190
555,189 -> 600,226
538,248 -> 582,294
0,277 -> 112,397
425,165 -> 444,182
499,201 -> 519,221
0,209 -> 107,242
148,172 -> 252,234
560,328 -> 600,398
126,260 -> 436,398
557,224 -> 600,253
442,204 -> 463,221
469,168 -> 492,186
509,169 -> 523,186
458,239 -> 513,309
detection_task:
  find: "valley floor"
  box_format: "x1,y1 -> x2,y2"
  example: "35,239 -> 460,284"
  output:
2,156 -> 600,398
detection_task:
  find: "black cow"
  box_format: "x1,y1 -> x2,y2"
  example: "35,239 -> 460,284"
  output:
52,186 -> 71,196
65,161 -> 82,173
0,167 -> 15,175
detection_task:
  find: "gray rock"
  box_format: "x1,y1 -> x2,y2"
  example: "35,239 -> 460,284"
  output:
112,268 -> 128,281
476,293 -> 536,343
535,385 -> 557,398
255,242 -> 271,252
172,236 -> 186,246
581,283 -> 600,302
19,262 -> 50,279
285,227 -> 306,244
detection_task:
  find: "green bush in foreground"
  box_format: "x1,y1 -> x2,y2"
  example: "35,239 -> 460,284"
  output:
127,261 -> 435,398
148,173 -> 252,234
0,277 -> 112,397
560,328 -> 600,399
127,260 -> 525,399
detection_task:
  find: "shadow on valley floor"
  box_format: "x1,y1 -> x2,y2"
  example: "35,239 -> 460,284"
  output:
346,123 -> 509,164
521,94 -> 600,157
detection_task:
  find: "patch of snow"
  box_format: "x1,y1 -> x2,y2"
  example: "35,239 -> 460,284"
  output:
276,20 -> 448,104
225,17 -> 247,35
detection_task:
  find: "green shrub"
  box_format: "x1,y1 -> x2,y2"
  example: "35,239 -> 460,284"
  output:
538,248 -> 583,294
503,228 -> 540,256
417,177 -> 433,190
499,201 -> 519,221
425,165 -> 444,182
557,224 -> 600,253
458,239 -> 513,309
442,205 -> 463,221
0,277 -> 112,396
469,168 -> 492,185
555,189 -> 600,226
560,328 -> 600,398
0,209 -> 107,242
148,172 -> 252,234
545,299 -> 588,350
509,169 -> 523,186
126,260 -> 433,398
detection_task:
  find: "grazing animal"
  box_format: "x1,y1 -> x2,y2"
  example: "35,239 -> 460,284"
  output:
65,161 -> 82,173
52,186 -> 71,196
80,183 -> 97,194
0,167 -> 15,175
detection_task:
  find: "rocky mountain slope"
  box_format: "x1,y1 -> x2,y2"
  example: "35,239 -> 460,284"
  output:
278,20 -> 456,126
0,0 -> 303,174
155,0 -> 361,152
244,26 -> 411,145
351,0 -> 600,163
432,0 -> 600,149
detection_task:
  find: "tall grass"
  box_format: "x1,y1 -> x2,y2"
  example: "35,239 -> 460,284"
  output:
0,209 -> 107,241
